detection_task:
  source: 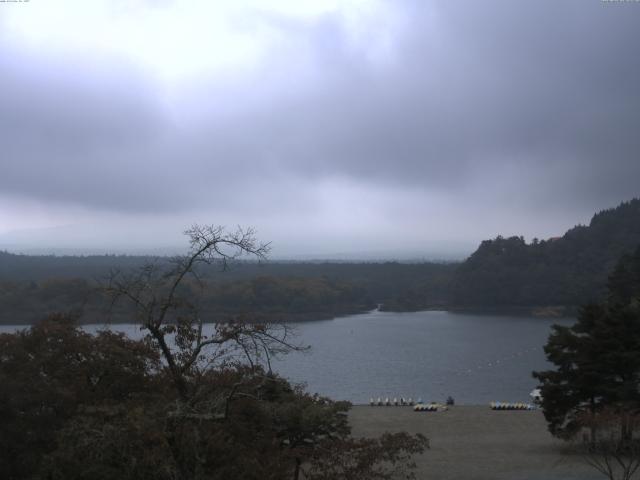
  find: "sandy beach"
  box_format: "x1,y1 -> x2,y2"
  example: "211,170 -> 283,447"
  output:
349,405 -> 603,480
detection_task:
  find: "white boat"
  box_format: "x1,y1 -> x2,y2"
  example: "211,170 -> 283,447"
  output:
529,388 -> 542,403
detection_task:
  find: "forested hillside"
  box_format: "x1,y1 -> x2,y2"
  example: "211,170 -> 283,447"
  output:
452,199 -> 640,309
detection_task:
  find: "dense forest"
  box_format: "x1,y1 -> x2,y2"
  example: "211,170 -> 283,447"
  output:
0,254 -> 454,324
1,198 -> 639,324
452,198 -> 640,311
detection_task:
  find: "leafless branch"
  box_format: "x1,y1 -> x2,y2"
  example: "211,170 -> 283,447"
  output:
101,224 -> 301,402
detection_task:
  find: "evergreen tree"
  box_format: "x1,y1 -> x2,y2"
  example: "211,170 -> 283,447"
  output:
533,246 -> 640,439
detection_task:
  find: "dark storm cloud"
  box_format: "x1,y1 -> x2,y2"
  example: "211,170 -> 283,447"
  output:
253,0 -> 640,208
1,0 -> 639,223
184,0 -> 640,213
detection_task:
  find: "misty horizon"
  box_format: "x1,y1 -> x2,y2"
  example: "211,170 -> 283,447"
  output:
1,1 -> 639,259
0,198 -> 620,260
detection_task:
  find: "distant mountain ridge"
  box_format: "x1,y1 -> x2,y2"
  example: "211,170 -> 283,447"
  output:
452,198 -> 640,309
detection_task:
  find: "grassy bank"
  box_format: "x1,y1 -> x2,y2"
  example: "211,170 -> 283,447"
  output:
349,405 -> 600,480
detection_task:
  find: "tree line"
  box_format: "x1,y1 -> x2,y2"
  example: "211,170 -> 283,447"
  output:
1,198 -> 639,323
0,255 -> 454,325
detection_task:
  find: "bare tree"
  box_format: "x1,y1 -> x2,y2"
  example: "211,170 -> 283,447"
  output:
17,226 -> 428,480
578,408 -> 640,480
104,225 -> 303,401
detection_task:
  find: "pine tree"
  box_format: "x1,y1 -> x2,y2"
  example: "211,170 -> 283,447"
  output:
533,246 -> 640,439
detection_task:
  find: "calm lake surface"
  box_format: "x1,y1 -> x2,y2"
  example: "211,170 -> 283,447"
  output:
0,310 -> 572,405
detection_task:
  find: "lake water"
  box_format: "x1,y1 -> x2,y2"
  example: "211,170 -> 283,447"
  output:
0,310 -> 571,405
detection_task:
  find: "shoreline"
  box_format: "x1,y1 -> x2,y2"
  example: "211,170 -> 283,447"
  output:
0,304 -> 578,327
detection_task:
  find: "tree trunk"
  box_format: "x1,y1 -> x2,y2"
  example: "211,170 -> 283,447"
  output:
589,398 -> 597,446
148,324 -> 190,399
293,457 -> 301,480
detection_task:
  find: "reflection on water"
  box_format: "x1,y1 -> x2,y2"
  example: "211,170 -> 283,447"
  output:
0,310 -> 572,405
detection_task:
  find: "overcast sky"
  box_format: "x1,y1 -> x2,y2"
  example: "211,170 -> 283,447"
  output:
0,0 -> 638,258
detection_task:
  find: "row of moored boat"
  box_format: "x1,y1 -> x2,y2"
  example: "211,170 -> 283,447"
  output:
490,402 -> 536,410
414,403 -> 447,412
369,397 -> 420,406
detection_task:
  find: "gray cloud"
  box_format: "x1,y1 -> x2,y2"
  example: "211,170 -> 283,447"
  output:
1,0 -> 639,256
